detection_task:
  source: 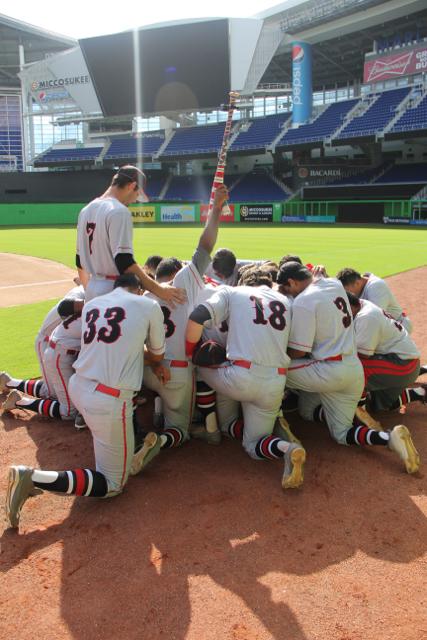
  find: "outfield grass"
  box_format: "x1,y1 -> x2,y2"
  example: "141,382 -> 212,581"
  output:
1,224 -> 426,378
1,224 -> 427,276
0,300 -> 56,378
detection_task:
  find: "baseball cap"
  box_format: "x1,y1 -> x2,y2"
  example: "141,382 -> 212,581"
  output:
277,261 -> 312,284
118,166 -> 149,203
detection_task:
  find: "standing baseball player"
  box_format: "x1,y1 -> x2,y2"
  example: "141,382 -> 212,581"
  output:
76,165 -> 185,305
347,293 -> 425,413
130,185 -> 227,474
5,273 -> 166,529
184,268 -> 306,490
278,262 -> 420,475
336,268 -> 412,333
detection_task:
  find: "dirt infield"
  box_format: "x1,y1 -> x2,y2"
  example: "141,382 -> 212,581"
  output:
0,254 -> 76,308
0,268 -> 426,640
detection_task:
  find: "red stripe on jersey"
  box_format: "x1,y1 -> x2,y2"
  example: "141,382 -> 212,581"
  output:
120,402 -> 128,488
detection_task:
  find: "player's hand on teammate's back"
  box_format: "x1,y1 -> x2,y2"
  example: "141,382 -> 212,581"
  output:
151,363 -> 171,385
160,285 -> 187,307
213,184 -> 228,210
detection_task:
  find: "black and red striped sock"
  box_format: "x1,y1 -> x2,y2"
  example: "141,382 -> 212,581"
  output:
14,379 -> 45,397
254,435 -> 283,460
346,425 -> 389,446
400,388 -> 426,406
32,468 -> 108,497
228,418 -> 244,440
160,427 -> 184,449
17,397 -> 61,419
196,381 -> 217,425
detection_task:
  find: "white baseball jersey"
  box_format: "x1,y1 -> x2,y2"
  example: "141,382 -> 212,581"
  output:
146,247 -> 211,361
74,287 -> 165,392
76,197 -> 133,277
38,285 -> 85,339
49,312 -> 82,351
360,274 -> 404,320
201,285 -> 292,368
354,299 -> 420,360
288,277 -> 356,360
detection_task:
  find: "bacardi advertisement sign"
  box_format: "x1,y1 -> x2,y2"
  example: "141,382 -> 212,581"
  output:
364,44 -> 427,83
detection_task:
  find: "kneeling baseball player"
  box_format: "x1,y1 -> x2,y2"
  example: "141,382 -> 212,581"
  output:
185,268 -> 306,490
5,274 -> 166,529
278,262 -> 420,475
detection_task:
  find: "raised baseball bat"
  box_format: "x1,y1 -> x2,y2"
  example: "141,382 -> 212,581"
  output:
208,90 -> 239,214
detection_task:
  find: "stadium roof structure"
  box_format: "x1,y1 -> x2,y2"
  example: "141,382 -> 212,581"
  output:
0,13 -> 76,90
260,0 -> 427,89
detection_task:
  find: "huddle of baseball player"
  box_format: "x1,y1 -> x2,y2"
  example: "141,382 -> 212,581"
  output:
1,165 -> 426,530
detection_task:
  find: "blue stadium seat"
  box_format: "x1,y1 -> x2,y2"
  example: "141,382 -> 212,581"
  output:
390,95 -> 427,133
337,88 -> 410,139
229,171 -> 288,202
105,134 -> 165,159
278,99 -> 357,146
231,114 -> 290,151
36,146 -> 103,163
161,123 -> 226,156
374,163 -> 427,183
164,175 -> 213,200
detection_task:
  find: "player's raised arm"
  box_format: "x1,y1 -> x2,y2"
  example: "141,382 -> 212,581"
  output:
198,184 -> 228,255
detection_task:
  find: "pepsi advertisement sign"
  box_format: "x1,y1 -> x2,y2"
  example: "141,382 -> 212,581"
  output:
292,42 -> 312,125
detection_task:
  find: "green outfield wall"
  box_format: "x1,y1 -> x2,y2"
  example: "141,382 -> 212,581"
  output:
0,199 -> 417,226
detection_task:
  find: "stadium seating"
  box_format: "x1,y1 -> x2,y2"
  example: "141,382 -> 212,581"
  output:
336,87 -> 410,139
278,99 -> 358,146
0,127 -> 23,170
230,114 -> 290,151
105,134 -> 165,159
374,163 -> 427,184
328,164 -> 388,185
35,146 -> 103,163
390,94 -> 427,133
161,123 -> 226,156
164,175 -> 212,201
145,173 -> 167,199
228,171 -> 288,202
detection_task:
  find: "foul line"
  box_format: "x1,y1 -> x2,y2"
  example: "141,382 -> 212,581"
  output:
0,278 -> 73,290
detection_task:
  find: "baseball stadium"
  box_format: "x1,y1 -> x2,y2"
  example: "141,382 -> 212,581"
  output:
1,0 -> 427,638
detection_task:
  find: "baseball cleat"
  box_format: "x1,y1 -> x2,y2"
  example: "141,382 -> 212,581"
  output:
0,371 -> 12,394
74,413 -> 87,430
388,425 -> 420,474
5,465 -> 41,528
2,389 -> 23,413
130,432 -> 162,476
282,443 -> 306,490
190,425 -> 221,445
355,405 -> 382,430
274,416 -> 302,445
